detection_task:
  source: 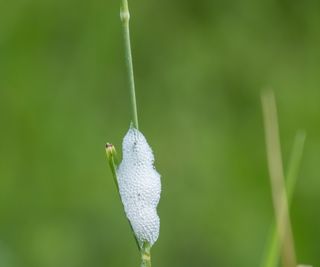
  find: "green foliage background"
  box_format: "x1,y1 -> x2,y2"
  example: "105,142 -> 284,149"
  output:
0,0 -> 319,266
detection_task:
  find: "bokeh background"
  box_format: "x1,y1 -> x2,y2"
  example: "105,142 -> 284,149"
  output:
0,0 -> 319,266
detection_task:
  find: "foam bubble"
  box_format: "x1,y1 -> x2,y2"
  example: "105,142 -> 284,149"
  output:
117,128 -> 161,246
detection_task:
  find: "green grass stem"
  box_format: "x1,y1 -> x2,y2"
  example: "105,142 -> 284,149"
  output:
140,242 -> 152,267
120,0 -> 139,129
261,91 -> 297,267
261,132 -> 306,267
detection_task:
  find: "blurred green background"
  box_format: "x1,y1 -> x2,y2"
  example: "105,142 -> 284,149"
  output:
1,0 -> 319,266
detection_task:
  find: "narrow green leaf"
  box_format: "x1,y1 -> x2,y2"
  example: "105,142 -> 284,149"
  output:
261,131 -> 306,267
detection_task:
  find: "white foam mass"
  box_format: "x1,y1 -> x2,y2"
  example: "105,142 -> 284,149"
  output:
116,127 -> 161,246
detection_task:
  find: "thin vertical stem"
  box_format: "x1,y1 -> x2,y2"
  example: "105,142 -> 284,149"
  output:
261,91 -> 297,267
118,3 -> 153,267
140,242 -> 152,267
286,132 -> 306,197
120,0 -> 139,129
261,131 -> 306,267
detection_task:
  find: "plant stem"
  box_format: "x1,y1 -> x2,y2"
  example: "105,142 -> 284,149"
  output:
286,131 -> 306,197
140,242 -> 152,267
261,131 -> 306,267
120,0 -> 139,129
261,91 -> 297,267
106,143 -> 119,192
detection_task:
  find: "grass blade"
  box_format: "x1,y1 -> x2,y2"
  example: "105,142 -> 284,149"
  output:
261,91 -> 297,267
260,131 -> 306,267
